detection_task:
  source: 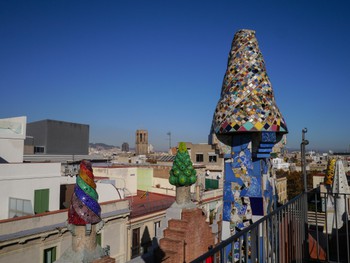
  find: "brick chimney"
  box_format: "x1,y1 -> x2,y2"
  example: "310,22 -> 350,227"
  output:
159,207 -> 214,262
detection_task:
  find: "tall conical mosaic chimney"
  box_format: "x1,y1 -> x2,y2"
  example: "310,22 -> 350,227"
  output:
212,29 -> 287,135
210,30 -> 288,254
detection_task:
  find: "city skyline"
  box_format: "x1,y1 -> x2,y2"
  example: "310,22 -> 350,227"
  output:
1,1 -> 349,152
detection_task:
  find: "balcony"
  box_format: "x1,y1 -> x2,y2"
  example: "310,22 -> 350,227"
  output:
191,189 -> 350,263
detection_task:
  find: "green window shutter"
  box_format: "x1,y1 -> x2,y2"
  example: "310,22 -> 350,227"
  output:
213,179 -> 218,189
51,247 -> 56,262
34,189 -> 50,214
43,247 -> 56,263
42,189 -> 49,212
96,233 -> 101,246
205,179 -> 219,190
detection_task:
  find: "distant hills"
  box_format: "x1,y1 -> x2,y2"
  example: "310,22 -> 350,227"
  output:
89,143 -> 135,151
89,143 -> 120,150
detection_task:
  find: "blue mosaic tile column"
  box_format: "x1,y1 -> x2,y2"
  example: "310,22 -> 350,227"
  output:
222,132 -> 278,235
223,134 -> 254,232
221,132 -> 279,262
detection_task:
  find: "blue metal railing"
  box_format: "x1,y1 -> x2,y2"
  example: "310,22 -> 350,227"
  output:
307,190 -> 350,262
191,190 -> 350,263
191,193 -> 307,263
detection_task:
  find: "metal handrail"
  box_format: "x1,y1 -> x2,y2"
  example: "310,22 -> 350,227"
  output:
191,189 -> 350,263
191,193 -> 306,263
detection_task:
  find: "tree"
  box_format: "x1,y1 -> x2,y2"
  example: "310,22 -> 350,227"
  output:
286,171 -> 303,200
275,169 -> 288,179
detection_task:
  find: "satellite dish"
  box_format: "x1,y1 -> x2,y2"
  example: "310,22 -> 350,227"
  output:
205,170 -> 210,176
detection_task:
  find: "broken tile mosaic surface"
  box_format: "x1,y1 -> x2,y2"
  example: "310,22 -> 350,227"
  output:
212,29 -> 288,134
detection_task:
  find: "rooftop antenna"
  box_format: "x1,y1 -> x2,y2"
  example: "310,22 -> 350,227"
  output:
167,132 -> 171,150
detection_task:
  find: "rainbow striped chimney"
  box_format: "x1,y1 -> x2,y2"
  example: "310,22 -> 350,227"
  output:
68,160 -> 101,225
56,160 -> 107,263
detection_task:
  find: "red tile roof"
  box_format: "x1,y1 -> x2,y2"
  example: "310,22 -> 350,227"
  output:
126,190 -> 175,218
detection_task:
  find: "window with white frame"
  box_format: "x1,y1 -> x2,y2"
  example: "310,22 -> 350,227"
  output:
9,197 -> 33,218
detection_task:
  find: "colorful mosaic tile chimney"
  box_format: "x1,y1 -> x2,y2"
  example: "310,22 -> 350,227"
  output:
68,160 -> 101,225
212,29 -> 287,134
56,160 -> 108,263
211,30 -> 288,252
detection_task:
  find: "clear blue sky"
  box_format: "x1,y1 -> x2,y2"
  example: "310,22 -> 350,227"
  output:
1,0 -> 349,152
